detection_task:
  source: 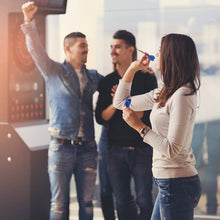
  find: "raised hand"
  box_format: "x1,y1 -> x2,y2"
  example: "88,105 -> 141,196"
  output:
22,1 -> 38,22
122,54 -> 151,83
130,54 -> 150,72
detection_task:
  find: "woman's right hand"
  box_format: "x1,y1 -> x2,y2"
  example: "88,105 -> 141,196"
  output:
130,54 -> 150,72
122,54 -> 151,82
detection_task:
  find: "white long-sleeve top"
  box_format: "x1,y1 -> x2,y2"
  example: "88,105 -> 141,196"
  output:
113,80 -> 198,178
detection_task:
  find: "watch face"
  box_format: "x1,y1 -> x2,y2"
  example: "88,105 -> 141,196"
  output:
140,127 -> 145,137
140,127 -> 148,137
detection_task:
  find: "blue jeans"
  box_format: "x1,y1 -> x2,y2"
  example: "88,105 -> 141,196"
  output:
48,139 -> 98,220
107,145 -> 153,220
151,175 -> 201,220
98,126 -> 115,219
98,126 -> 113,197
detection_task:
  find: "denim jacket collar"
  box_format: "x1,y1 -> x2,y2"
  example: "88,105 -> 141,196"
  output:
63,60 -> 95,82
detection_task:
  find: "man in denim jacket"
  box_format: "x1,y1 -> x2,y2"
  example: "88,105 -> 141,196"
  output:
21,2 -> 103,220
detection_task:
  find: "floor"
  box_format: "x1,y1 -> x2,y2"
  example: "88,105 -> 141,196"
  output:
68,172 -> 220,219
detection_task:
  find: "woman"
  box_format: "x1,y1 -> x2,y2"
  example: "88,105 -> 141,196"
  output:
113,33 -> 201,220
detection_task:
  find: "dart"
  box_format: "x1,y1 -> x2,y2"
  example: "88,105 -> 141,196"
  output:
138,49 -> 155,61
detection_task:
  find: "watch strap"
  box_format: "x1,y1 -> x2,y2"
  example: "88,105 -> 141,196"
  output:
139,126 -> 150,138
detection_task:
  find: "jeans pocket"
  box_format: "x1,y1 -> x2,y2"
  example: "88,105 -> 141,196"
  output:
88,140 -> 97,149
49,140 -> 62,151
181,176 -> 201,208
82,141 -> 98,155
156,178 -> 169,189
156,179 -> 171,205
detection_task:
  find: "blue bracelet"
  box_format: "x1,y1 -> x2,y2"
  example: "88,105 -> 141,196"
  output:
125,98 -> 131,107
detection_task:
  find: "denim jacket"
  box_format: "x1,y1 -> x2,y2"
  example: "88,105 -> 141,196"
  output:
21,21 -> 103,140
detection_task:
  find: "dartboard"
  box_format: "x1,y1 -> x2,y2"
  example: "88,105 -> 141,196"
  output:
34,0 -> 46,6
14,29 -> 35,71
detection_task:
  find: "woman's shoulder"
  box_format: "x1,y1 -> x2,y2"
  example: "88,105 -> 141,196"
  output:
171,83 -> 194,95
170,85 -> 197,108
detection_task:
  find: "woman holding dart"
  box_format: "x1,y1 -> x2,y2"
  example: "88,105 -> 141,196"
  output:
113,33 -> 201,220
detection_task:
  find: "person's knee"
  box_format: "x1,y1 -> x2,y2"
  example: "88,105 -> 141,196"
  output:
100,185 -> 113,197
78,200 -> 93,208
137,196 -> 153,208
51,201 -> 66,215
116,195 -> 134,208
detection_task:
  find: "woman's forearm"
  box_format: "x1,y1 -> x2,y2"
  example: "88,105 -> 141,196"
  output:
122,63 -> 138,82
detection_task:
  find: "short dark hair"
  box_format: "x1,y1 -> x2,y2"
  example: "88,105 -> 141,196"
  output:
64,32 -> 86,47
113,30 -> 137,61
64,32 -> 86,40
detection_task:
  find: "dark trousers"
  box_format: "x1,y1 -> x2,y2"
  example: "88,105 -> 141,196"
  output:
107,145 -> 153,220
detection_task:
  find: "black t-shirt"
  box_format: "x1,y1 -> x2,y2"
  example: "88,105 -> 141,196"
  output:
95,70 -> 157,149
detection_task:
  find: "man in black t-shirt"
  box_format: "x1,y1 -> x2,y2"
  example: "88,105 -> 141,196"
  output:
95,30 -> 157,220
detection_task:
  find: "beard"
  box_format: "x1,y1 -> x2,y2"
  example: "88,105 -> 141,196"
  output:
81,57 -> 87,64
111,53 -> 119,64
112,60 -> 118,65
81,52 -> 88,64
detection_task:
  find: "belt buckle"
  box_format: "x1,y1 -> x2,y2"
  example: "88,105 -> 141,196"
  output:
77,137 -> 83,145
122,146 -> 135,150
71,139 -> 83,145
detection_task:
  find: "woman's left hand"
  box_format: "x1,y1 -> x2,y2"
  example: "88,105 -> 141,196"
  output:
122,107 -> 145,132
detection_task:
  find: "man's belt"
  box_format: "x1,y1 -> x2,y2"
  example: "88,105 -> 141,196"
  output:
122,146 -> 135,150
51,136 -> 87,146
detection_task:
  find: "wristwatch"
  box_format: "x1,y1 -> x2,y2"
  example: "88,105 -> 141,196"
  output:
139,126 -> 150,138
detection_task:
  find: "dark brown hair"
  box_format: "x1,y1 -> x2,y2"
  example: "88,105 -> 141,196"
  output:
157,33 -> 200,108
63,32 -> 86,48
